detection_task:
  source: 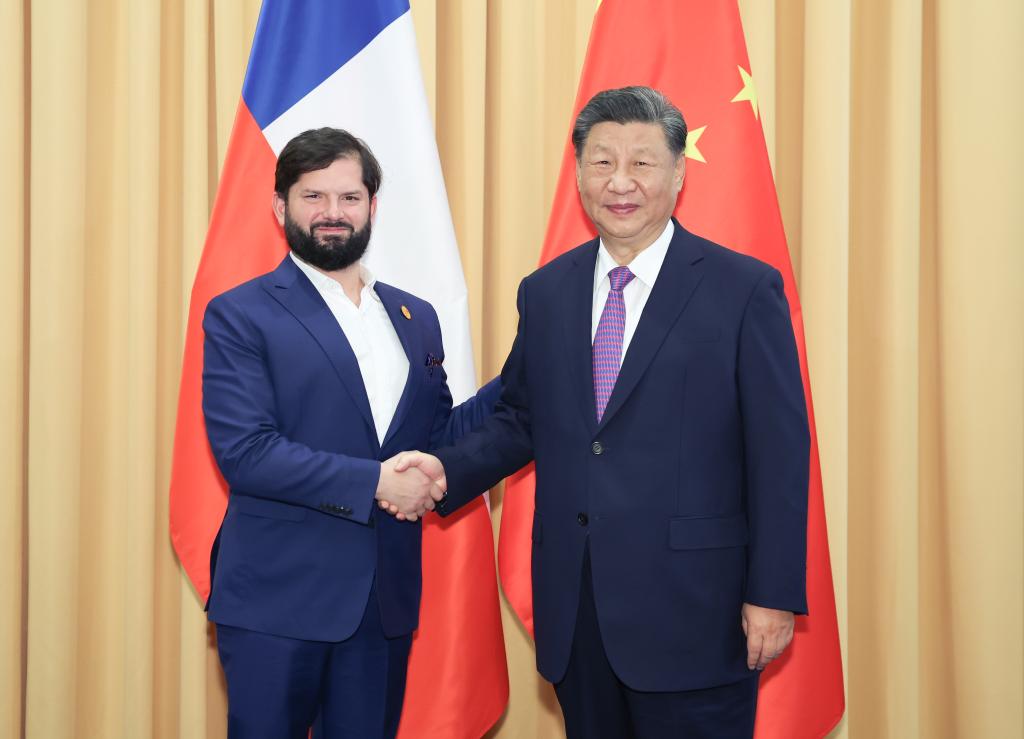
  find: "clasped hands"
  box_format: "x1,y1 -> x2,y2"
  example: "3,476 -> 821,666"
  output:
374,451 -> 446,522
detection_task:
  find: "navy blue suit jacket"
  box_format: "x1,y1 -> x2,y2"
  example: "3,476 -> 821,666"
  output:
435,222 -> 809,691
202,255 -> 498,642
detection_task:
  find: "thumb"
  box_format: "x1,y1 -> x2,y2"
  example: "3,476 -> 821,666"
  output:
393,452 -> 412,472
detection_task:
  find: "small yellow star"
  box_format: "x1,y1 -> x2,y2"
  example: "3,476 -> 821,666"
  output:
685,125 -> 707,163
730,66 -> 759,120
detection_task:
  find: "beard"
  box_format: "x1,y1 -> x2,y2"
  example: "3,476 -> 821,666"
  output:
284,209 -> 371,272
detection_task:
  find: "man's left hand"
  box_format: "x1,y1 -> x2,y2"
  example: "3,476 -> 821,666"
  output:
741,603 -> 795,671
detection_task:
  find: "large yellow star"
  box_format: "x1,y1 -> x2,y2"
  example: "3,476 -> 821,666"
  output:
685,125 -> 707,163
730,65 -> 759,120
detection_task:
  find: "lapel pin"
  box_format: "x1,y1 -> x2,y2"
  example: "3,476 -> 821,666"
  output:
401,305 -> 412,320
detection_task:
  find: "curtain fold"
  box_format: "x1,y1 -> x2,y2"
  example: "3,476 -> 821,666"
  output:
3,0 -> 1020,736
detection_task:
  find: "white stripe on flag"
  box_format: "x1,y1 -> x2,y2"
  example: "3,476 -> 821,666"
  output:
262,12 -> 477,403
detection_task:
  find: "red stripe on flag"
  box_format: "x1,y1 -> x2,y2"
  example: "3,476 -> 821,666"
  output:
497,1 -> 845,736
170,100 -> 285,601
400,502 -> 509,738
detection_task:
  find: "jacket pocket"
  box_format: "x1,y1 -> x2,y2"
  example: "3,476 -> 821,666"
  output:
668,513 -> 747,550
232,495 -> 307,522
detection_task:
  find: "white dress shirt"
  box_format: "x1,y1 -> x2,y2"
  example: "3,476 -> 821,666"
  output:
291,253 -> 409,445
591,220 -> 674,366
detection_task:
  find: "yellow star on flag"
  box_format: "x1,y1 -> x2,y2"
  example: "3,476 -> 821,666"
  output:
684,125 -> 707,163
730,65 -> 759,120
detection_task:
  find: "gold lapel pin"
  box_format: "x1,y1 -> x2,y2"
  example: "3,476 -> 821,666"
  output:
401,305 -> 412,320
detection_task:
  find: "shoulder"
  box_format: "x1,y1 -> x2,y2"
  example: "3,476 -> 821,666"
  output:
205,269 -> 283,323
684,229 -> 776,281
523,237 -> 599,290
675,228 -> 781,303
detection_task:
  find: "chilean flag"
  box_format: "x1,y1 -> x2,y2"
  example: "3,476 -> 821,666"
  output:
168,2 -> 509,736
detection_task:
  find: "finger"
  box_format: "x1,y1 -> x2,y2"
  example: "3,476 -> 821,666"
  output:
392,453 -> 411,472
747,632 -> 764,671
758,634 -> 778,670
388,503 -> 400,515
428,484 -> 445,503
423,498 -> 435,511
378,500 -> 390,509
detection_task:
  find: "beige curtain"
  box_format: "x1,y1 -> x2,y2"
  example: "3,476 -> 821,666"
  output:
3,0 -> 1020,736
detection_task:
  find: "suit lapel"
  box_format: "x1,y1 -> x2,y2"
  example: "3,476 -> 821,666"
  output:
561,240 -> 600,436
596,222 -> 706,433
263,257 -> 377,439
374,283 -> 421,449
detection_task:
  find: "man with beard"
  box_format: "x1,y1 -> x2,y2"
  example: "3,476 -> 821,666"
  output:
200,127 -> 499,738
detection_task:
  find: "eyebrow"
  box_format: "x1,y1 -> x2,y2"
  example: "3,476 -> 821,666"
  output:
588,144 -> 658,156
299,188 -> 364,197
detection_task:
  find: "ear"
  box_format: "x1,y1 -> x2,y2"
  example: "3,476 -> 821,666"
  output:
273,191 -> 287,227
575,159 -> 583,191
673,154 -> 686,192
369,195 -> 378,223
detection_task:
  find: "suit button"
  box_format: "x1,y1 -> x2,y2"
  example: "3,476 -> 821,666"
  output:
577,512 -> 588,526
591,441 -> 603,455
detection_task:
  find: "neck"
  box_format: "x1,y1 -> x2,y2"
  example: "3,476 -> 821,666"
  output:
601,219 -> 671,266
316,262 -> 364,306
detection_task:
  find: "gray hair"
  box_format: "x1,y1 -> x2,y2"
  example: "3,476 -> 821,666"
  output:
571,86 -> 687,161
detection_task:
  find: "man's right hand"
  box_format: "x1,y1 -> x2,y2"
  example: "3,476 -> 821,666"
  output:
375,453 -> 446,522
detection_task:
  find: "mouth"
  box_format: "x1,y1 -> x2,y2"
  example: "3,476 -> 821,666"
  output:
605,204 -> 639,216
313,224 -> 353,235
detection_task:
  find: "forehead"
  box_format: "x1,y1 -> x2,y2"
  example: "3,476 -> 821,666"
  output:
292,156 -> 366,191
583,121 -> 671,155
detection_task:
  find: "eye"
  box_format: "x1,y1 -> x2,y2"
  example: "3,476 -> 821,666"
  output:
344,195 -> 360,202
635,161 -> 649,167
304,193 -> 320,200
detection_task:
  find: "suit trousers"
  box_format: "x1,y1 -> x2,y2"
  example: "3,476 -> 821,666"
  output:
554,545 -> 760,739
215,582 -> 412,739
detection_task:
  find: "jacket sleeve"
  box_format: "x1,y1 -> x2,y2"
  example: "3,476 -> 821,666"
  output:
435,279 -> 535,515
737,268 -> 810,614
201,294 -> 380,524
429,376 -> 502,449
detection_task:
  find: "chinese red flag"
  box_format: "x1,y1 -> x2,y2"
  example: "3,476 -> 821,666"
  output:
496,1 -> 845,735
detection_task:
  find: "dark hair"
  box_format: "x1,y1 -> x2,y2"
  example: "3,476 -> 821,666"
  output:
571,86 -> 687,161
274,127 -> 383,198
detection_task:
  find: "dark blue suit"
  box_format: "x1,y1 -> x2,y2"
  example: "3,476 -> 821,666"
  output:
435,222 -> 809,732
201,255 -> 498,737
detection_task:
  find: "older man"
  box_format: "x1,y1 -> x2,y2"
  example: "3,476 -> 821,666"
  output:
395,87 -> 809,738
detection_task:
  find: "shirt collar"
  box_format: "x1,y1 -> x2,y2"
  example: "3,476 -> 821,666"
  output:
595,219 -> 674,288
290,252 -> 381,303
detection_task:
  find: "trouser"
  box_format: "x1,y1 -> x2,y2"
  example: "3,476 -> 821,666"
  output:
554,546 -> 759,739
215,583 -> 412,739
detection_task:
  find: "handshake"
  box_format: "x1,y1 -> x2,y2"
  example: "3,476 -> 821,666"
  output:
374,451 -> 447,522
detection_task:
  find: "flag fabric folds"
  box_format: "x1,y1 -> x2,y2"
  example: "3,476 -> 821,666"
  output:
496,1 -> 845,736
168,2 -> 508,736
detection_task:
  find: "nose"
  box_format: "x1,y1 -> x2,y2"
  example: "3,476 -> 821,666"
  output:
607,165 -> 637,194
324,196 -> 346,219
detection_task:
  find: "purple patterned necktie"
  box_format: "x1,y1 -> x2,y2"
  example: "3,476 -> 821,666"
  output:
593,265 -> 635,421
